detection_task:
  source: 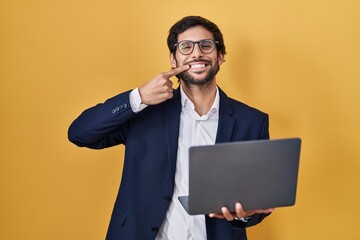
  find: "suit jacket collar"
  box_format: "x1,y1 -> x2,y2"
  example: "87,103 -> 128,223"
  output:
164,88 -> 182,183
216,88 -> 235,143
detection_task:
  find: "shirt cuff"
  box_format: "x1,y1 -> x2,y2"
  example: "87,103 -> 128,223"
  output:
129,88 -> 148,113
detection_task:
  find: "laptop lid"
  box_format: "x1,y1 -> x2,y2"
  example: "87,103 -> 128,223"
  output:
178,138 -> 301,215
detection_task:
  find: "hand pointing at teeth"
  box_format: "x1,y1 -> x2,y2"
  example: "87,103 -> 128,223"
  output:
138,65 -> 190,105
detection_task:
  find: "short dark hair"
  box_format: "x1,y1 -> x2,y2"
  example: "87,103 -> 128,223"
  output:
167,16 -> 226,56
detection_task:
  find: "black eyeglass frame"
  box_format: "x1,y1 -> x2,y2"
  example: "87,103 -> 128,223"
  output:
173,39 -> 219,55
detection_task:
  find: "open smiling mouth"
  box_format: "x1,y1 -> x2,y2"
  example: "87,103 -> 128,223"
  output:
188,62 -> 211,70
191,63 -> 207,69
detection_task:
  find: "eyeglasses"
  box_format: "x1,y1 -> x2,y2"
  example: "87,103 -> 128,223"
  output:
173,39 -> 218,55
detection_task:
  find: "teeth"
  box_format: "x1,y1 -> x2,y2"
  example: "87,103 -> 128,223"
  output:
191,64 -> 206,69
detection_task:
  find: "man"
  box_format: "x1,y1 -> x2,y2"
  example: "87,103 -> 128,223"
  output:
68,16 -> 273,240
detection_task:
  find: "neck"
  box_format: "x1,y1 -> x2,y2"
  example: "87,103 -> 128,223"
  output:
181,81 -> 217,116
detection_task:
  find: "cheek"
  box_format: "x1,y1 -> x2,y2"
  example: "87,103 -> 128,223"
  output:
171,54 -> 181,67
175,57 -> 188,67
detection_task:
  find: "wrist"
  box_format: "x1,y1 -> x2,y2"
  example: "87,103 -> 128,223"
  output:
235,216 -> 251,222
129,88 -> 148,112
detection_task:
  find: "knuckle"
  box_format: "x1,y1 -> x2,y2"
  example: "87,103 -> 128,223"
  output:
156,75 -> 166,82
161,86 -> 169,92
166,91 -> 173,97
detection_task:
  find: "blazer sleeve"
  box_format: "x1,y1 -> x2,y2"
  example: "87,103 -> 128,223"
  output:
230,212 -> 271,229
68,90 -> 137,149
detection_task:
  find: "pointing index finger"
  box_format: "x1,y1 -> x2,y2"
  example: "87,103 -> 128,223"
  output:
163,65 -> 190,78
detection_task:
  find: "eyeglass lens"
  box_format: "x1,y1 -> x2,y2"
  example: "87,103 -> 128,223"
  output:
177,40 -> 216,55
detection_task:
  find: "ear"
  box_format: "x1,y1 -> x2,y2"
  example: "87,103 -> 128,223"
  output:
217,52 -> 225,65
170,52 -> 177,68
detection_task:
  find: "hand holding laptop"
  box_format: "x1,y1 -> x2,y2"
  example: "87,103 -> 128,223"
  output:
208,202 -> 274,222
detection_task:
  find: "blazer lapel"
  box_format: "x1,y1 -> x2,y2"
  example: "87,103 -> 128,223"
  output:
164,88 -> 182,184
216,88 -> 235,143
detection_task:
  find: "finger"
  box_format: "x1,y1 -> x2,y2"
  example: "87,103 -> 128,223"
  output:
266,208 -> 275,213
165,80 -> 174,88
208,213 -> 224,219
235,202 -> 246,218
254,208 -> 274,214
221,207 -> 235,221
162,65 -> 190,78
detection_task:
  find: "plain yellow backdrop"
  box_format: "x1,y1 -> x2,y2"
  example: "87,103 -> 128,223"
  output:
1,0 -> 359,239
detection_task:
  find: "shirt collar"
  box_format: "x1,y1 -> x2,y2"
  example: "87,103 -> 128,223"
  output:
180,85 -> 220,118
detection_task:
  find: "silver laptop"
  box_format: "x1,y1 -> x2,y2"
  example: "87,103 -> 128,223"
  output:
178,138 -> 301,215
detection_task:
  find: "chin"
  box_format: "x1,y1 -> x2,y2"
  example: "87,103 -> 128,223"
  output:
181,77 -> 214,87
179,67 -> 218,87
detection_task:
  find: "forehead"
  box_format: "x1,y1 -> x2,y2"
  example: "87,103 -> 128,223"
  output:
177,25 -> 214,42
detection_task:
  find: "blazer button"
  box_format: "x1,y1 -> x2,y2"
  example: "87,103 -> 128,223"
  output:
164,196 -> 172,202
123,103 -> 128,108
151,227 -> 159,233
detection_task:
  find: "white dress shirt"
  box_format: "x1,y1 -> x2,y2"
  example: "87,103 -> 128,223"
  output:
130,86 -> 220,240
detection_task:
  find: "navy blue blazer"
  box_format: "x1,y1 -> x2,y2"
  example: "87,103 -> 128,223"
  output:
68,87 -> 270,240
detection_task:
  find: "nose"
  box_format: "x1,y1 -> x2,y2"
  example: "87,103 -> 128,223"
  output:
191,43 -> 204,58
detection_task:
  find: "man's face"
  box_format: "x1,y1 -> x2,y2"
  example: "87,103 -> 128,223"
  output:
170,25 -> 224,86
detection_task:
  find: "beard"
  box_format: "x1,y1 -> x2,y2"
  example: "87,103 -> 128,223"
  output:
177,61 -> 220,87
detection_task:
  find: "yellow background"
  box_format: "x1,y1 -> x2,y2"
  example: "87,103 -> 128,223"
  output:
1,0 -> 359,239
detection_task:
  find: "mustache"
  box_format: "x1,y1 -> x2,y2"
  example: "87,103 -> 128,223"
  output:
183,59 -> 212,65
